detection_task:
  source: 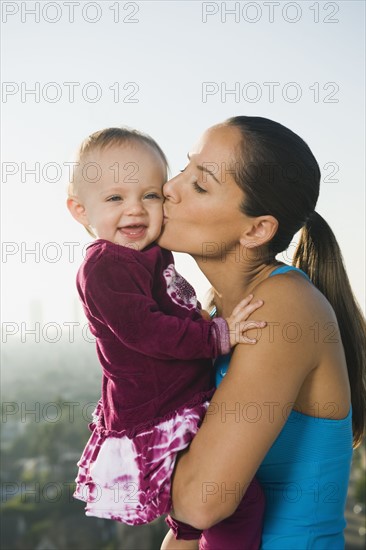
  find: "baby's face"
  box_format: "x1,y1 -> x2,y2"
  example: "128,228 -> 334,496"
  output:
79,143 -> 166,250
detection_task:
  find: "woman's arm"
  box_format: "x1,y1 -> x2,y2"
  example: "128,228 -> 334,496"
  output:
170,274 -> 323,529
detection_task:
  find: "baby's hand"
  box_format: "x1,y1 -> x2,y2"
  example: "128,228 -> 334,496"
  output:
225,294 -> 266,347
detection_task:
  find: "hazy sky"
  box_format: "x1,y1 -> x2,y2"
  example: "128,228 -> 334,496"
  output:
1,0 -> 365,336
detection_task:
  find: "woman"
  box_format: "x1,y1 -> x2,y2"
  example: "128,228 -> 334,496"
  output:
159,116 -> 366,549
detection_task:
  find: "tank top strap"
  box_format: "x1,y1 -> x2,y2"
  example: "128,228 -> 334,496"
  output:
269,264 -> 311,281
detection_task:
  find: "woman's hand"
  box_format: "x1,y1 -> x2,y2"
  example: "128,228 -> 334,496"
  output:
225,294 -> 266,347
200,309 -> 212,321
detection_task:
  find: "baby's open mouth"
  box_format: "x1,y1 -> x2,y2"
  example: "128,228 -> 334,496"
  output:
119,225 -> 147,238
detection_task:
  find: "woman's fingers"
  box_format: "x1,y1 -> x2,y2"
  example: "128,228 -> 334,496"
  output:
200,309 -> 211,321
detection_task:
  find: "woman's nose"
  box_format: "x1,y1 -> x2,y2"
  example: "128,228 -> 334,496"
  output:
163,174 -> 181,202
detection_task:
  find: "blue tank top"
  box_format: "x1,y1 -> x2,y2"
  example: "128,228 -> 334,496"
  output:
213,265 -> 353,549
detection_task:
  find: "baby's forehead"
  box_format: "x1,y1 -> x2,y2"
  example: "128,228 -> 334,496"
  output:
78,150 -> 164,193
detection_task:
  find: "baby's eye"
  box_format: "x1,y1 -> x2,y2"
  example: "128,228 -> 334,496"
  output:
107,195 -> 122,202
144,193 -> 162,200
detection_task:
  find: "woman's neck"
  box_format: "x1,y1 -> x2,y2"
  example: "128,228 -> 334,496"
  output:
195,253 -> 280,318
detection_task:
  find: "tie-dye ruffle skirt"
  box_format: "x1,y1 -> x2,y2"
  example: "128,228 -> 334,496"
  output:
73,398 -> 210,525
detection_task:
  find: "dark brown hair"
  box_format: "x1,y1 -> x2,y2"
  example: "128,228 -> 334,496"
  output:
226,115 -> 366,447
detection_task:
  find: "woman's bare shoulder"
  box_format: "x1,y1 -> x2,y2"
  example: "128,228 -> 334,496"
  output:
252,268 -> 335,324
233,268 -> 339,381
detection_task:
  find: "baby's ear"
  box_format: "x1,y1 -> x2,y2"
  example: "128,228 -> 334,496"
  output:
67,196 -> 89,226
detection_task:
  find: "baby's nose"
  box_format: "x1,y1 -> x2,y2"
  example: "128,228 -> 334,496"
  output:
125,200 -> 145,215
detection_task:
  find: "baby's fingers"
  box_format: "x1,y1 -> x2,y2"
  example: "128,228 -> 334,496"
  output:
232,299 -> 264,322
238,320 -> 266,344
231,294 -> 254,316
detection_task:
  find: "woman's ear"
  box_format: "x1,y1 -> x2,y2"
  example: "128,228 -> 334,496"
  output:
240,215 -> 278,249
67,196 -> 89,227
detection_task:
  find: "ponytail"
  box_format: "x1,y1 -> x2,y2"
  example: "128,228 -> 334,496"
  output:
293,212 -> 366,447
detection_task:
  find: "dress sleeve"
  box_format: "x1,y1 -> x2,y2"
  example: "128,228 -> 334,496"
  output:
82,251 -> 230,360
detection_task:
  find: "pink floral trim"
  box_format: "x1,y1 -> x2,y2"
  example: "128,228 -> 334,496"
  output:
162,263 -> 198,310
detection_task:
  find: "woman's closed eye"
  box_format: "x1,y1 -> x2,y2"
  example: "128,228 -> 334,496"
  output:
192,181 -> 207,194
180,167 -> 207,194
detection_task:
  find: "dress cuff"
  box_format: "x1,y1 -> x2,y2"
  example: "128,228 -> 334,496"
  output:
165,515 -> 202,540
212,317 -> 231,355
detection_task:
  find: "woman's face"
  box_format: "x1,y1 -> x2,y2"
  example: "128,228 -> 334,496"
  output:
159,124 -> 248,258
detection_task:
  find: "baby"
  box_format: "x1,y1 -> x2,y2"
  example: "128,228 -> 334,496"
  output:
67,127 -> 265,549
